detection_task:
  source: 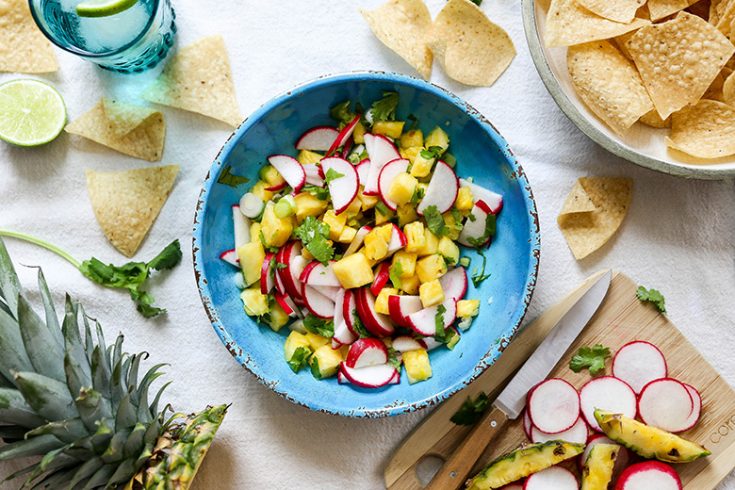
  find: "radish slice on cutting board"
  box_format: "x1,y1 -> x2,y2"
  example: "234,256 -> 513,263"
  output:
523,466 -> 577,490
527,378 -> 580,434
612,340 -> 668,394
531,417 -> 588,445
638,378 -> 694,433
296,126 -> 338,151
681,383 -> 702,431
615,461 -> 682,490
579,376 -> 637,432
522,409 -> 533,439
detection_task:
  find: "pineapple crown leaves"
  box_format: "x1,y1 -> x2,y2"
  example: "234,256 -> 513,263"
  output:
0,239 -> 227,489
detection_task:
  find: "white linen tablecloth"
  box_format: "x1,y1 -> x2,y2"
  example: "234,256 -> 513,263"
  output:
1,0 -> 734,488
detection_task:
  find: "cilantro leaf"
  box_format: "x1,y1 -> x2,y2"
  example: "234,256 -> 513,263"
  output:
303,314 -> 334,338
330,100 -> 356,125
467,213 -> 496,248
636,286 -> 666,313
370,92 -> 399,123
471,249 -> 491,287
389,262 -> 403,290
450,392 -> 490,426
570,344 -> 611,376
387,346 -> 402,369
324,167 -> 345,184
410,186 -> 425,206
423,205 -> 446,237
147,240 -> 183,270
310,357 -> 323,379
303,185 -> 330,200
288,347 -> 311,373
351,311 -> 370,338
470,0 -> 482,6
217,165 -> 250,188
434,304 -> 450,343
294,217 -> 334,264
420,146 -> 445,160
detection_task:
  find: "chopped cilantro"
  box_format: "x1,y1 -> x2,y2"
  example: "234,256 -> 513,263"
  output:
470,0 -> 482,6
451,392 -> 490,426
288,347 -> 311,373
324,168 -> 345,184
389,262 -> 403,290
330,100 -> 356,125
370,92 -> 399,123
471,250 -> 491,287
303,314 -> 334,338
434,304 -> 450,343
217,165 -> 250,188
450,208 -> 464,232
303,185 -> 330,200
294,217 -> 334,264
467,213 -> 496,248
351,311 -> 370,338
570,344 -> 611,376
636,286 -> 666,313
310,357 -> 323,379
387,346 -> 402,369
423,205 -> 446,237
420,145 -> 445,160
410,186 -> 425,205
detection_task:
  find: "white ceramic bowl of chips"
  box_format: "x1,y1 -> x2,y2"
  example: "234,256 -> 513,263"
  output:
522,0 -> 735,179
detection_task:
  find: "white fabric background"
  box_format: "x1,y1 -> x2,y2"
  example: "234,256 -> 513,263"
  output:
1,0 -> 734,488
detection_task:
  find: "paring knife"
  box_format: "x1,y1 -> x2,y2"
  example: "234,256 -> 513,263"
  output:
426,270 -> 612,490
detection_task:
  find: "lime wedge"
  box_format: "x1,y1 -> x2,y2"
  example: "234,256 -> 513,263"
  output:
76,0 -> 138,17
0,79 -> 66,147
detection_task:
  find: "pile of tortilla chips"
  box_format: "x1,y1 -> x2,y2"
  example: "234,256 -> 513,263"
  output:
545,0 -> 735,160
558,177 -> 633,260
0,0 -> 58,74
362,0 -> 515,87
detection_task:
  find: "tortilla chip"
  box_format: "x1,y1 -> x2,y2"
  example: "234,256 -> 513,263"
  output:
567,41 -> 653,135
431,0 -> 515,86
687,0 -> 712,20
666,99 -> 735,158
639,109 -> 672,127
627,12 -> 734,119
0,0 -> 57,73
86,165 -> 179,257
545,0 -> 649,47
561,180 -> 597,214
66,100 -> 166,162
703,69 -> 727,99
102,98 -> 161,137
710,0 -> 728,23
716,0 -> 735,36
558,177 -> 633,260
648,0 -> 700,20
576,0 -> 645,23
361,0 -> 433,80
614,30 -> 639,58
143,36 -> 241,127
722,69 -> 735,102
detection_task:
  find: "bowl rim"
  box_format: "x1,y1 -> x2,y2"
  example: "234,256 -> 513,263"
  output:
192,70 -> 541,417
521,0 -> 735,180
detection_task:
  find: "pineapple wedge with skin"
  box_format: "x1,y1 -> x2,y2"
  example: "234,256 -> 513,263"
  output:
467,441 -> 585,490
594,410 -> 710,463
581,443 -> 619,490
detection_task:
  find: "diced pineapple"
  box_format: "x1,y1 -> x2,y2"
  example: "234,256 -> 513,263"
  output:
305,332 -> 330,351
392,251 -> 417,278
404,222 -> 426,253
400,146 -> 422,163
410,152 -> 434,178
297,149 -> 323,165
294,192 -> 328,222
344,196 -> 362,217
266,302 -> 290,332
373,120 -> 405,139
442,212 -> 462,241
261,203 -> 293,248
375,205 -> 394,225
284,331 -> 313,372
375,288 -> 398,315
425,126 -> 450,153
400,129 -> 424,149
310,345 -> 343,379
302,248 -> 314,260
357,248 -> 378,268
403,349 -> 432,384
417,229 -> 439,256
457,299 -> 480,318
333,253 -> 375,289
397,204 -> 419,227
237,242 -> 265,286
401,275 -> 420,295
359,192 -> 379,211
240,287 -> 269,316
251,181 -> 274,202
353,121 -> 366,144
322,209 -> 346,241
388,173 -> 418,207
364,225 -> 393,261
338,226 -> 357,244
249,222 -> 262,243
417,254 -> 447,283
456,187 -> 474,211
259,165 -> 285,188
419,279 -> 444,308
438,236 -> 460,265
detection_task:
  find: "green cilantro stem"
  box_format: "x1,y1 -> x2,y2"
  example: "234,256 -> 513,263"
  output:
0,229 -> 81,269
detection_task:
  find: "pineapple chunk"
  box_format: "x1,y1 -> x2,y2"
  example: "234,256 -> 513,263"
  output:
397,204 -> 419,227
392,251 -> 417,278
237,242 -> 265,286
302,247 -> 314,260
338,226 -> 357,244
417,254 -> 447,283
375,205 -> 394,225
359,192 -> 378,211
417,228 -> 439,256
442,212 -> 462,240
357,248 -> 378,268
251,181 -> 274,202
419,279 -> 444,308
333,253 -> 375,289
249,222 -> 262,244
456,187 -> 474,211
581,443 -> 618,490
344,196 -> 362,217
401,275 -> 420,295
457,299 -> 480,318
259,165 -> 285,188
322,209 -> 346,241
310,345 -> 343,379
294,192 -> 328,222
261,203 -> 293,248
240,287 -> 269,316
305,332 -> 330,351
297,149 -> 323,165
400,146 -> 422,163
364,225 -> 392,261
438,236 -> 460,265
375,288 -> 398,315
404,222 -> 426,253
410,152 -> 434,178
388,173 -> 418,207
353,121 -> 366,144
284,331 -> 313,372
373,120 -> 405,138
266,303 -> 290,332
400,129 -> 424,149
425,126 -> 450,153
403,349 -> 432,384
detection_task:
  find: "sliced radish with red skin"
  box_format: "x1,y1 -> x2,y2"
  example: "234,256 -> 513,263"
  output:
579,434 -> 630,476
638,378 -> 694,433
337,370 -> 349,384
612,340 -> 668,394
459,179 -> 504,215
232,205 -> 250,248
356,287 -> 395,337
274,292 -> 296,316
295,126 -> 338,151
274,265 -> 286,295
681,384 -> 702,431
527,378 -> 581,434
387,224 -> 407,254
378,158 -> 410,211
344,225 -> 372,256
440,267 -> 468,300
421,336 -> 442,351
321,156 -> 359,214
522,409 -> 532,439
458,200 -> 493,247
388,295 -> 423,328
260,252 -> 275,294
356,159 -> 370,185
267,154 -> 306,193
388,370 -> 400,384
371,262 -> 391,296
391,335 -> 425,352
278,242 -> 306,302
339,362 -> 398,388
332,289 -> 357,346
615,461 -> 682,490
340,137 -> 354,159
311,285 -> 341,298
523,466 -> 578,490
363,134 -> 400,195
579,376 -> 637,432
342,290 -> 358,335
531,417 -> 588,445
417,160 -> 459,215
300,261 -> 341,287
220,249 -> 239,267
327,115 -> 360,156
265,180 -> 287,192
303,164 -> 324,186
303,285 -> 335,319
288,252 -> 308,298
407,299 -> 457,336
346,338 -> 389,368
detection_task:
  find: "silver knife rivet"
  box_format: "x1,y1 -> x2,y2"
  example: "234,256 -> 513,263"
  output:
450,471 -> 457,478
490,420 -> 497,428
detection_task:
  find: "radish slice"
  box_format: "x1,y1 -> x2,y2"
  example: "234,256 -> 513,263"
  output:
616,461 -> 682,490
346,338 -> 389,368
311,285 -> 341,298
303,285 -> 335,319
327,115 -> 360,155
343,290 -> 359,336
392,335 -> 425,352
388,295 -> 423,328
300,261 -> 341,287
220,249 -> 239,267
332,289 -> 357,346
296,126 -> 338,151
579,434 -> 629,476
638,378 -> 694,433
579,376 -> 637,432
527,378 -> 580,434
265,180 -> 287,192
459,179 -> 504,215
378,158 -> 410,211
422,336 -> 442,351
303,164 -> 324,186
531,417 -> 588,445
321,157 -> 359,214
239,193 -> 264,218
370,262 -> 391,296
389,370 -> 401,384
387,224 -> 407,255
274,292 -> 297,317
523,409 -> 533,439
440,267 -> 468,301
523,466 -> 577,490
337,370 -> 349,384
356,287 -> 395,337
458,200 -> 493,247
260,252 -> 275,294
407,299 -> 457,337
356,159 -> 370,186
267,154 -> 306,193
232,205 -> 250,248
344,225 -> 371,257
417,160 -> 459,215
681,384 -> 702,431
363,134 -> 400,195
340,362 -> 398,388
612,340 -> 668,394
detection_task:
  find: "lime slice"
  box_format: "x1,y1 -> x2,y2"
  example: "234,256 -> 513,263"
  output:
0,79 -> 66,147
76,0 -> 138,17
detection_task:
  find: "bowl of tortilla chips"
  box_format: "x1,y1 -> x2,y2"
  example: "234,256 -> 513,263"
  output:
523,0 -> 735,179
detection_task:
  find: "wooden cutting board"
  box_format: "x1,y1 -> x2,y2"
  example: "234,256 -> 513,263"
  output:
385,271 -> 735,489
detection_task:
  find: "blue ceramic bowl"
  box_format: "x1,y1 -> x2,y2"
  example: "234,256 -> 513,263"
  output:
193,72 -> 540,417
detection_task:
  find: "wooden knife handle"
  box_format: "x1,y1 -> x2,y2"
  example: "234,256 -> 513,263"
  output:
426,406 -> 509,490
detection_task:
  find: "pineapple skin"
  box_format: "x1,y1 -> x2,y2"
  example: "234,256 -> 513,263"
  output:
581,443 -> 618,490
